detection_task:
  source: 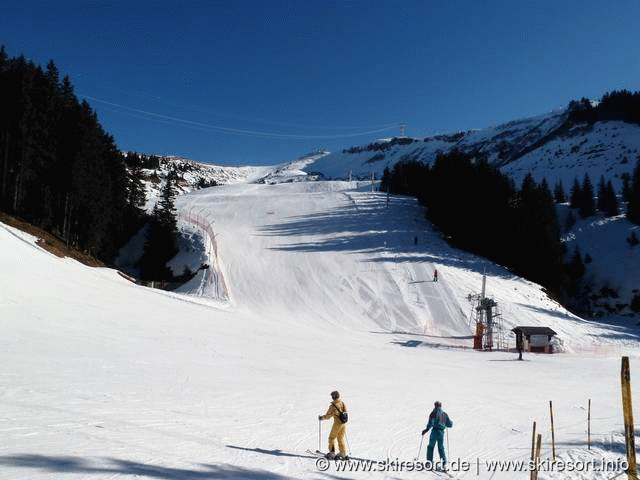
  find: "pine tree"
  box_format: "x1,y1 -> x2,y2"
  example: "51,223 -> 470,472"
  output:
565,210 -> 576,231
379,166 -> 391,193
579,173 -> 596,218
139,173 -> 178,281
603,180 -> 619,217
0,50 -> 139,261
515,174 -> 564,296
553,180 -> 566,203
567,245 -> 585,281
628,159 -> 640,224
124,153 -> 147,213
622,172 -> 632,203
597,175 -> 607,213
570,178 -> 581,208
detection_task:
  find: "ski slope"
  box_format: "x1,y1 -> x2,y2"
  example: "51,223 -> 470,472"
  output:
2,180 -> 640,479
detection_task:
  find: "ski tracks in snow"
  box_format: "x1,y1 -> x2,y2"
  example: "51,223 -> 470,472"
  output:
405,262 -> 470,337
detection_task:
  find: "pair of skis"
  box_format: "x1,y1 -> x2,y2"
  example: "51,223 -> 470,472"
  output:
306,449 -> 349,460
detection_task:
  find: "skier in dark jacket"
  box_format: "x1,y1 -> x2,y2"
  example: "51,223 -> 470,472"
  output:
421,401 -> 453,467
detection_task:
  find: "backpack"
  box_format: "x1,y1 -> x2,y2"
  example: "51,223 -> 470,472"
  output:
433,409 -> 452,429
333,402 -> 348,423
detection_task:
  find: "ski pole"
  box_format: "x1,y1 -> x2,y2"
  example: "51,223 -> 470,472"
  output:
416,434 -> 425,460
318,419 -> 321,452
346,432 -> 351,456
446,429 -> 450,460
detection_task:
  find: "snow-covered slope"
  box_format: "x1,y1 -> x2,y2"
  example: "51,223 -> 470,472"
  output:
561,212 -> 640,317
300,109 -> 569,180
302,109 -> 640,196
502,120 -> 640,192
293,109 -> 640,319
141,151 -> 330,210
3,180 -> 639,479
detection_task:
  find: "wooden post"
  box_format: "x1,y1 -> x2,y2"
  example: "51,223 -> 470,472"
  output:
531,421 -> 537,460
621,356 -> 638,479
588,398 -> 591,450
549,400 -> 556,461
532,433 -> 542,480
530,421 -> 537,480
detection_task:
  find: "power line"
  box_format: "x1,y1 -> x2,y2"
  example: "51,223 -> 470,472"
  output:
133,92 -> 396,132
82,95 -> 398,140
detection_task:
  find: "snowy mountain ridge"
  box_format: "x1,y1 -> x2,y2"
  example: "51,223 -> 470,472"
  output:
304,106 -> 640,195
154,103 -> 640,199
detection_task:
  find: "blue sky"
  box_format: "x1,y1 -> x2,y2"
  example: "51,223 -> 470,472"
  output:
3,0 -> 640,165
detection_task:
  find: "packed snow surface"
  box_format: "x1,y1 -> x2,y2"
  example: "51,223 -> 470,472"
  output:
2,180 -> 640,479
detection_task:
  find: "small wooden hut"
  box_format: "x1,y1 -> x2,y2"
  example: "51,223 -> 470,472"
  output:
512,326 -> 557,354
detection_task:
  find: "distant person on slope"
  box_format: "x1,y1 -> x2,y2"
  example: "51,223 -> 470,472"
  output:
421,401 -> 453,469
318,390 -> 348,460
433,269 -> 438,282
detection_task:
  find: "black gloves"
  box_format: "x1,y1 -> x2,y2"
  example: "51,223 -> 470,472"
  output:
421,429 -> 428,435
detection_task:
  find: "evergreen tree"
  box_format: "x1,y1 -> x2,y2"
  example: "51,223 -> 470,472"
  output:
579,174 -> 596,218
566,245 -> 585,281
139,173 -> 178,281
564,210 -> 576,231
515,174 -> 564,295
602,180 -> 619,217
0,49 -> 144,261
597,175 -> 607,213
383,150 -> 564,299
621,172 -> 632,203
379,166 -> 391,193
570,178 -> 581,208
123,152 -> 147,214
628,159 -> 640,224
157,170 -> 179,239
553,180 -> 566,203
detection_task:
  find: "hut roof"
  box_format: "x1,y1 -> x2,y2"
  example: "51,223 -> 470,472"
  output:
512,326 -> 557,336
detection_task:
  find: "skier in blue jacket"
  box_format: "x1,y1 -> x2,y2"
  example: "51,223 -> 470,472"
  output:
421,401 -> 453,468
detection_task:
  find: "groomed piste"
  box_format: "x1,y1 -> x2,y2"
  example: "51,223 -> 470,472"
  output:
1,180 -> 638,479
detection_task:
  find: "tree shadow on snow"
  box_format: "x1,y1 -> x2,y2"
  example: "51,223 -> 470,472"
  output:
0,454 -> 293,479
257,198 -> 513,280
587,318 -> 640,342
373,330 -> 474,350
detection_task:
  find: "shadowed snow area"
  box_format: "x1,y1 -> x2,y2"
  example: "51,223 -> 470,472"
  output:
2,180 -> 639,479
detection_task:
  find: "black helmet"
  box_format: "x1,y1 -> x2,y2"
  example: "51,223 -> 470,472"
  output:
331,391 -> 340,400
434,401 -> 442,408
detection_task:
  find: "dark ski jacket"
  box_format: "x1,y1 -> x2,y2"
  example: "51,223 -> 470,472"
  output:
425,407 -> 453,432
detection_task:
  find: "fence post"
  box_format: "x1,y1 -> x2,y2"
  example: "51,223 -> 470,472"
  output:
621,356 -> 638,479
587,398 -> 591,450
530,421 -> 536,480
532,433 -> 542,480
549,400 -> 556,461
